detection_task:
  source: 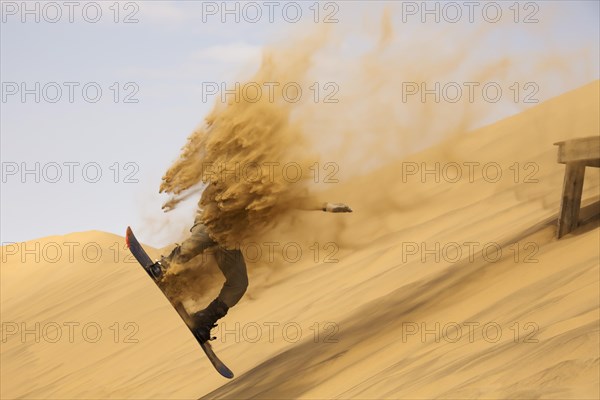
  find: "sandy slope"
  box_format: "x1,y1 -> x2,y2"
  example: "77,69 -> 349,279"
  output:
1,81 -> 599,399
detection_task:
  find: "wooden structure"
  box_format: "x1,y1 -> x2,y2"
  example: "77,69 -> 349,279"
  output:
554,136 -> 600,238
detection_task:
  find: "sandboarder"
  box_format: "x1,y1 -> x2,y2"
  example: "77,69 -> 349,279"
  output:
150,202 -> 352,342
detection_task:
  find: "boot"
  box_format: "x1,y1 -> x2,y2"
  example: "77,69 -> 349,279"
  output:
148,245 -> 180,280
148,258 -> 168,280
190,298 -> 229,343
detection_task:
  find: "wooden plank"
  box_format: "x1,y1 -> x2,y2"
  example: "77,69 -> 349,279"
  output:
554,136 -> 600,165
557,162 -> 586,238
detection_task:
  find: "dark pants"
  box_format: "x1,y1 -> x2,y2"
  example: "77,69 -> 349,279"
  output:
164,221 -> 248,308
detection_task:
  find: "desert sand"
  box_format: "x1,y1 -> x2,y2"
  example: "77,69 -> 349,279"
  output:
1,81 -> 599,399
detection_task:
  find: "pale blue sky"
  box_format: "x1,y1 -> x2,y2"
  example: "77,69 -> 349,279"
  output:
1,1 -> 598,247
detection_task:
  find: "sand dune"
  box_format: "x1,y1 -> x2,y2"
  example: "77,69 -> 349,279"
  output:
1,81 -> 599,399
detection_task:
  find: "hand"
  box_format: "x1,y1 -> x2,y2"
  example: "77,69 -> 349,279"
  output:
324,202 -> 353,213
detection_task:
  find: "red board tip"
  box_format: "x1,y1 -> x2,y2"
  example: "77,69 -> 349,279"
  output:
125,226 -> 132,248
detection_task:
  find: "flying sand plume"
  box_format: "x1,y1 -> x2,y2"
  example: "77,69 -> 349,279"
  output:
156,6 -> 594,301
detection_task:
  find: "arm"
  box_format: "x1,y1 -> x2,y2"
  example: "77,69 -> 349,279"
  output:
296,200 -> 353,213
321,202 -> 353,213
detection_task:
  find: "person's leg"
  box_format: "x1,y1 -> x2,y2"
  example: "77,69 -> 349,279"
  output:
190,248 -> 248,342
214,248 -> 248,308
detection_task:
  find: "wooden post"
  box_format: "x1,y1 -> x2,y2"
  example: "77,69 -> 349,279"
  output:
554,136 -> 599,239
557,162 -> 586,238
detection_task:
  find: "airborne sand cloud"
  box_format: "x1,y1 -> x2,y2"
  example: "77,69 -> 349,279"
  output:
156,7 -> 595,284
